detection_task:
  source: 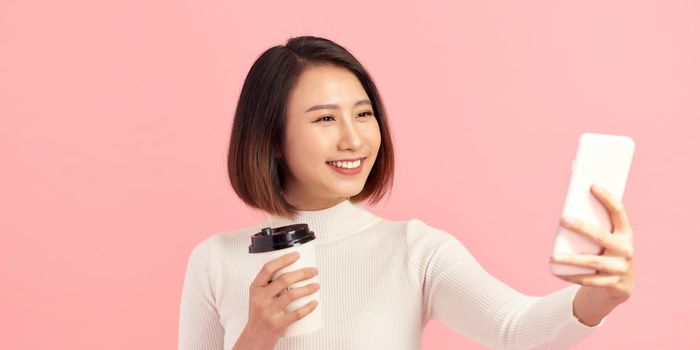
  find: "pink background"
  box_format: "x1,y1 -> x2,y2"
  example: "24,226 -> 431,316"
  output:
1,0 -> 697,349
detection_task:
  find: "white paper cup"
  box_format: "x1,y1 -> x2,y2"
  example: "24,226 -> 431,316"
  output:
249,224 -> 323,337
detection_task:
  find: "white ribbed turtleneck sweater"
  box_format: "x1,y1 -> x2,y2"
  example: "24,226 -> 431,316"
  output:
178,199 -> 605,350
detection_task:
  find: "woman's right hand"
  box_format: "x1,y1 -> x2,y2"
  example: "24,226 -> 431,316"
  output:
235,252 -> 320,349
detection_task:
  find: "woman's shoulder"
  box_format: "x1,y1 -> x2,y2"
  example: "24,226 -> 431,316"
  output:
377,217 -> 462,251
187,224 -> 262,259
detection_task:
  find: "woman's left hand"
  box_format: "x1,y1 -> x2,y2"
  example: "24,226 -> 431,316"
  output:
549,183 -> 635,304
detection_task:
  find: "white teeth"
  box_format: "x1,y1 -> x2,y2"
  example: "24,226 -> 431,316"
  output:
327,159 -> 361,169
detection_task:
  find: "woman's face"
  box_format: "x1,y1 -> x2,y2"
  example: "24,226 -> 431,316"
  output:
280,64 -> 381,210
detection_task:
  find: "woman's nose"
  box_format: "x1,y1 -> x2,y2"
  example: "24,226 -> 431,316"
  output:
338,117 -> 363,149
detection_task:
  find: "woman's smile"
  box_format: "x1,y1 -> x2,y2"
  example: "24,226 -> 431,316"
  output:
326,157 -> 366,175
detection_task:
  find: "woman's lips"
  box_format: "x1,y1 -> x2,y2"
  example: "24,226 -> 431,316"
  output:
326,158 -> 364,175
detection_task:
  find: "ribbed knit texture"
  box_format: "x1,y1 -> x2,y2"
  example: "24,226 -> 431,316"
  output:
178,199 -> 605,350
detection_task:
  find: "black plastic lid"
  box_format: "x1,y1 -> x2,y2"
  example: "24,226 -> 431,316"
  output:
248,223 -> 316,253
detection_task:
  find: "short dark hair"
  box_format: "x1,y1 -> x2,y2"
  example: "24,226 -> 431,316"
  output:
227,35 -> 395,219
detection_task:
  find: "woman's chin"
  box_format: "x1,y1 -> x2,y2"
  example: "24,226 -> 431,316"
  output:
332,187 -> 363,199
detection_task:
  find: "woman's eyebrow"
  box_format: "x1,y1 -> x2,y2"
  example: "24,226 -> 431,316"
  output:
305,99 -> 371,113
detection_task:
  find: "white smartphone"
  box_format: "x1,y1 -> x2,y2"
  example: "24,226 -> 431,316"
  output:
549,133 -> 635,276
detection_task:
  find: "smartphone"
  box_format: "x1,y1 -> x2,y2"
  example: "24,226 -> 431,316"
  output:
549,132 -> 635,276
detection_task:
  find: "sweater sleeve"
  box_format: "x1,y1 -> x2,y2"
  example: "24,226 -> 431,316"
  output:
178,236 -> 226,350
422,226 -> 606,350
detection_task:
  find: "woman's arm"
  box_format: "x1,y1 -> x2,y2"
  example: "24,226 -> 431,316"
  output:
423,234 -> 604,350
178,237 -> 226,350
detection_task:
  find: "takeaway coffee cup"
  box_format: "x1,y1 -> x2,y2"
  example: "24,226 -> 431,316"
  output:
248,224 -> 322,337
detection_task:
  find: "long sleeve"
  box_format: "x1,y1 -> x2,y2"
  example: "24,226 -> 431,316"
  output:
179,236 -> 226,350
423,230 -> 605,350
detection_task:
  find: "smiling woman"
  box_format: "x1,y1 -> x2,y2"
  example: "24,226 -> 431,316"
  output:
226,37 -> 395,218
179,36 -> 610,350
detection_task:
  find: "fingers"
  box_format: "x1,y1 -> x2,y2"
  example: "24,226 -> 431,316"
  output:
273,282 -> 320,310
560,216 -> 634,260
550,254 -> 629,275
591,183 -> 632,233
251,252 -> 300,288
558,273 -> 621,288
266,267 -> 319,299
247,252 -> 321,337
278,299 -> 320,327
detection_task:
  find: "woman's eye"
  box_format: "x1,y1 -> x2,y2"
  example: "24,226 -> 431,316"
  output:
316,111 -> 373,123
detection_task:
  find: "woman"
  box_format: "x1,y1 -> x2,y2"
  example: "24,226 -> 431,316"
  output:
178,36 -> 635,350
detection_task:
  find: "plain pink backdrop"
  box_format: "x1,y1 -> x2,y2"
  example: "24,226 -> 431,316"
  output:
1,0 -> 697,349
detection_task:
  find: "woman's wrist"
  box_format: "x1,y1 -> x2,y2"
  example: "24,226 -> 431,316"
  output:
573,286 -> 621,326
232,324 -> 280,350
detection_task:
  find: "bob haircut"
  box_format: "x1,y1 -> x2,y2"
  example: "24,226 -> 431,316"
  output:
227,35 -> 395,219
